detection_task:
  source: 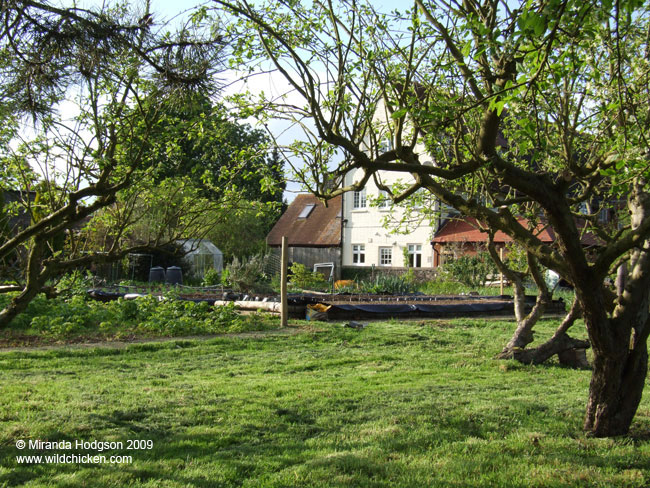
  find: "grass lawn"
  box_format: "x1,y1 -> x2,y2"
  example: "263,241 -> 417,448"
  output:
0,318 -> 649,487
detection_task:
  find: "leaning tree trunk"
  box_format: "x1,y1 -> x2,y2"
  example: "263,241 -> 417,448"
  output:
0,240 -> 50,328
487,236 -> 555,357
582,180 -> 650,436
504,297 -> 589,366
488,234 -> 590,366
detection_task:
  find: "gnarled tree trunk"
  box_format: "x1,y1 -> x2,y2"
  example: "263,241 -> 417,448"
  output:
0,239 -> 50,328
582,181 -> 650,436
503,298 -> 589,366
488,231 -> 591,367
584,340 -> 648,436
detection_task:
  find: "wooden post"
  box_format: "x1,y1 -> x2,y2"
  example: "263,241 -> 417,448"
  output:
281,236 -> 288,327
499,246 -> 504,295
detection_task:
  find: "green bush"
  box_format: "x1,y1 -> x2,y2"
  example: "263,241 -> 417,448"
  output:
289,263 -> 329,291
201,267 -> 221,286
224,254 -> 271,293
55,270 -> 97,298
439,252 -> 498,288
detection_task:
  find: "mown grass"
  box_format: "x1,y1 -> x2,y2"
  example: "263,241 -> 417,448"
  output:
1,318 -> 648,487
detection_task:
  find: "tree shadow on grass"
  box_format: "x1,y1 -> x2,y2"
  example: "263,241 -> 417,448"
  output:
3,402 -> 650,488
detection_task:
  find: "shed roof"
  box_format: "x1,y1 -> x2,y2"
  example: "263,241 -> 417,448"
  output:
432,216 -> 601,247
178,239 -> 222,256
267,194 -> 341,247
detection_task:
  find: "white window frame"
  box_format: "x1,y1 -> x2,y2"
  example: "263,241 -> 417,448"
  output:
378,136 -> 393,153
408,244 -> 423,268
352,244 -> 365,264
379,247 -> 392,266
353,189 -> 367,209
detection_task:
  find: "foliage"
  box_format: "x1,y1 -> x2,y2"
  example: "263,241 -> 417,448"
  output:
0,291 -> 277,340
206,201 -> 281,263
289,263 -> 329,291
55,270 -> 98,298
342,274 -> 418,295
0,1 -> 225,328
440,252 -> 499,289
201,267 -> 221,287
224,254 -> 271,293
145,93 -> 286,205
504,243 -> 529,274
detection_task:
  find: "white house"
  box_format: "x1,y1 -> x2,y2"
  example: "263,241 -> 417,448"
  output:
342,168 -> 440,269
340,98 -> 445,269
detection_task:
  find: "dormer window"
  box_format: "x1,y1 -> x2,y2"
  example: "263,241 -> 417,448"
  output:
298,204 -> 315,218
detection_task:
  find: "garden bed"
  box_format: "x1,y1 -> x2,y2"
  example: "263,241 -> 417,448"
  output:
307,294 -> 566,320
87,288 -> 565,320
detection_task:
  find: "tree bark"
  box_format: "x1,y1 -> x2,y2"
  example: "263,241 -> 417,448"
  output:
0,240 -> 50,328
488,234 -> 555,358
584,342 -> 648,436
499,296 -> 590,365
582,181 -> 650,436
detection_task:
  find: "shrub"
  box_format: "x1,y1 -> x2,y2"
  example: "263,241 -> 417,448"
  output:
224,254 -> 271,293
289,263 -> 329,291
440,252 -> 498,288
202,267 -> 221,286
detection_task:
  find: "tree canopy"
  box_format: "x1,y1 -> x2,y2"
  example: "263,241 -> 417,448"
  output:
216,0 -> 650,437
136,92 -> 285,205
0,1 -> 229,324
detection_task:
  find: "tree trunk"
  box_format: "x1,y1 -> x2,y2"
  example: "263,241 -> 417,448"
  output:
488,237 -> 554,359
500,297 -> 590,365
0,240 -> 49,329
582,180 -> 650,436
584,343 -> 648,437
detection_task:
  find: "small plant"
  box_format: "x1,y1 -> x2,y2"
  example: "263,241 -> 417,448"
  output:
55,270 -> 97,298
357,274 -> 417,294
202,267 -> 221,286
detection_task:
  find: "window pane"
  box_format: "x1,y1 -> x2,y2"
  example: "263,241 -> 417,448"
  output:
378,190 -> 390,208
353,189 -> 367,208
298,204 -> 315,218
352,244 -> 365,264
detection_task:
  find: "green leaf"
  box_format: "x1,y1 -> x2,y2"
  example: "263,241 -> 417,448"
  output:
391,108 -> 408,119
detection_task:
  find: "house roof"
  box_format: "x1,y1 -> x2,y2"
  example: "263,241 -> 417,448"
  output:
432,216 -> 602,247
267,194 -> 341,247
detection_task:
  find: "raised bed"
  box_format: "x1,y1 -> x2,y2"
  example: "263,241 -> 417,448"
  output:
87,288 -> 566,320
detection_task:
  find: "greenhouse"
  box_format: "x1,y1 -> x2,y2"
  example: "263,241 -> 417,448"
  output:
178,239 -> 223,278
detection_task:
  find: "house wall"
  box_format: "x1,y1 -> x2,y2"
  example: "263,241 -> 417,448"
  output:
342,167 -> 438,269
